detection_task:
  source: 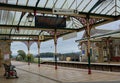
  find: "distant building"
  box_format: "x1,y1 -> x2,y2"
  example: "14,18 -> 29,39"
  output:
76,29 -> 120,62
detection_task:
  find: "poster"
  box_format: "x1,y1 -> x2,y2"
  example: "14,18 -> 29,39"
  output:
4,54 -> 9,60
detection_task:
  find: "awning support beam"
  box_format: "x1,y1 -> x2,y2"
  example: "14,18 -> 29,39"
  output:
0,24 -> 79,31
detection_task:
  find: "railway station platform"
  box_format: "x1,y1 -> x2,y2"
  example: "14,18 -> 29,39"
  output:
0,61 -> 120,83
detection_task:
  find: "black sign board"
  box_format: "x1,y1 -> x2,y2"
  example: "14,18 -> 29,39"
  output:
35,16 -> 66,28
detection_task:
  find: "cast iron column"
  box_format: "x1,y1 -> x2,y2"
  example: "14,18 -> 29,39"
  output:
106,37 -> 111,64
54,29 -> 58,70
28,41 -> 30,65
38,38 -> 41,67
86,15 -> 91,74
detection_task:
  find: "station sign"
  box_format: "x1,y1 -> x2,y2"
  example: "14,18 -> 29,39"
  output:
35,15 -> 66,28
39,35 -> 44,40
53,8 -> 78,15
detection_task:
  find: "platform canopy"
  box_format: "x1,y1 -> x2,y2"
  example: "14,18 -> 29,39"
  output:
0,0 -> 120,41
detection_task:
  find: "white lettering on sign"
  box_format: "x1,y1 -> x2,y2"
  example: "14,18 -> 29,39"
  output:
53,8 -> 78,15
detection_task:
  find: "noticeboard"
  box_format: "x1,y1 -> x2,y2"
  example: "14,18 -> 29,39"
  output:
35,16 -> 66,28
4,54 -> 9,60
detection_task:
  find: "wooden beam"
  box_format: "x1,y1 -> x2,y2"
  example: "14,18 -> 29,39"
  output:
92,20 -> 113,27
0,37 -> 53,42
0,33 -> 53,37
0,24 -> 79,32
116,15 -> 120,20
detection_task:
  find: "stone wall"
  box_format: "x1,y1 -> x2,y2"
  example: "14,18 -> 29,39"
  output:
0,40 -> 11,67
80,38 -> 120,63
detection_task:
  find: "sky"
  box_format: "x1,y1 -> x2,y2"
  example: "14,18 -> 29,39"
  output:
11,31 -> 84,55
96,20 -> 120,30
11,20 -> 120,55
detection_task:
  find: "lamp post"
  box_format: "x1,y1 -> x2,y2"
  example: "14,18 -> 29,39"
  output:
27,13 -> 34,22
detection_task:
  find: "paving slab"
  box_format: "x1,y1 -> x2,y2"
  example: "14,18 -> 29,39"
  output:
0,61 -> 120,83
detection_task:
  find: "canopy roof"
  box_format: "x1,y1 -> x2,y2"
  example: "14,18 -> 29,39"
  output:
76,29 -> 120,43
0,0 -> 120,41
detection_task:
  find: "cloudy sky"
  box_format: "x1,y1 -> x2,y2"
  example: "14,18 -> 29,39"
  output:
11,31 -> 84,55
11,20 -> 120,55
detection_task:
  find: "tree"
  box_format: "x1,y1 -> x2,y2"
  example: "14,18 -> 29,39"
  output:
10,55 -> 13,58
17,50 -> 26,60
16,55 -> 23,61
25,53 -> 34,62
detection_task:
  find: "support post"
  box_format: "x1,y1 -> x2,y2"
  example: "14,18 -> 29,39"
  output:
106,37 -> 111,64
86,15 -> 91,74
28,41 -> 30,65
38,38 -> 41,67
54,29 -> 58,70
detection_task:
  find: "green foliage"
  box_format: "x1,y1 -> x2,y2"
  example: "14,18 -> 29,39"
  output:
35,52 -> 81,58
10,55 -> 13,58
17,50 -> 26,60
62,52 -> 80,57
25,53 -> 34,62
34,58 -> 42,63
35,52 -> 81,59
16,55 -> 23,61
33,58 -> 52,63
36,52 -> 55,58
34,58 -> 39,63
